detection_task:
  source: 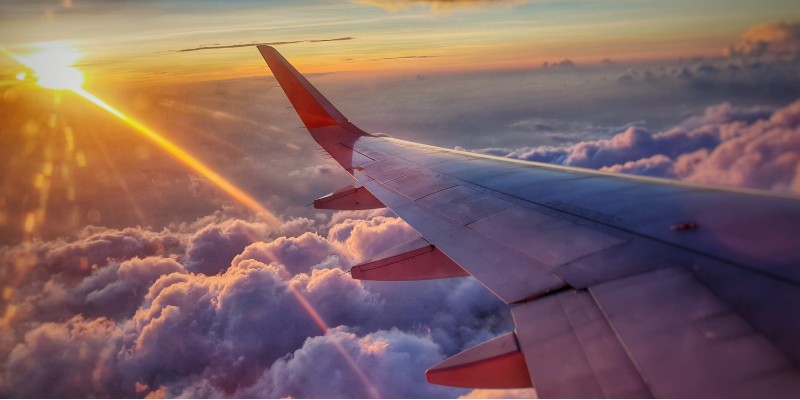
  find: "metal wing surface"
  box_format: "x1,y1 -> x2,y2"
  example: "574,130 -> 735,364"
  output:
258,45 -> 800,398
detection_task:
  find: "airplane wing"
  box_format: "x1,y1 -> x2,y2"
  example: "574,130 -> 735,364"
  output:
258,45 -> 800,398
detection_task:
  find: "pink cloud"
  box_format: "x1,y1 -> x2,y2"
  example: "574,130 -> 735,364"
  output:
728,21 -> 800,57
232,232 -> 347,274
678,101 -> 800,191
0,212 -> 505,398
479,99 -> 800,194
328,215 -> 420,262
245,327 -> 458,398
600,154 -> 674,176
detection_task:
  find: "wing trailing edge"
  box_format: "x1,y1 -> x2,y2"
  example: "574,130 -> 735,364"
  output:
313,184 -> 385,210
426,331 -> 532,389
350,237 -> 468,281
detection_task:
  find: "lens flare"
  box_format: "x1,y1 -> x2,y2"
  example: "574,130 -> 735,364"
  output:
11,42 -> 85,90
289,286 -> 382,399
72,88 -> 279,224
3,44 -> 279,224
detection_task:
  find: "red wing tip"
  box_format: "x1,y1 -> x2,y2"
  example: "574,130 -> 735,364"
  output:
257,45 -> 276,55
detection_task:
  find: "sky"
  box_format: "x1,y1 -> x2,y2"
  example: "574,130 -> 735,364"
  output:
1,0 -> 800,398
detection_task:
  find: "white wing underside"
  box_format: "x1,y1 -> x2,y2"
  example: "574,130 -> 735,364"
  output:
259,46 -> 800,398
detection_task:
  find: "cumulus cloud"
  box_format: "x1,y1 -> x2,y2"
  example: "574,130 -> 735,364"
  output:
471,100 -> 800,194
328,215 -> 420,262
232,232 -> 347,274
244,328 -> 458,398
0,210 -> 508,398
614,21 -> 800,93
728,21 -> 800,57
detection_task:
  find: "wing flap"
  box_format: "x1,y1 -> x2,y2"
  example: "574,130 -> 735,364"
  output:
590,267 -> 800,397
350,237 -> 468,280
511,289 -> 650,398
426,332 -> 532,389
313,184 -> 385,210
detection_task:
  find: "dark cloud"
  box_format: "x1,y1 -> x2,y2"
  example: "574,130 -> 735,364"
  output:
307,37 -> 357,43
542,58 -> 576,69
169,37 -> 356,53
382,55 -> 439,60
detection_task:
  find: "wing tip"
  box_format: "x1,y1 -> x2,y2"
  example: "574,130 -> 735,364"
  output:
258,45 -> 350,129
257,45 -> 277,60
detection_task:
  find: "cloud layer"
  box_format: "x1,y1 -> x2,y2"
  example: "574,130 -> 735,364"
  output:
728,21 -> 800,57
472,100 -> 800,194
0,211 -> 511,398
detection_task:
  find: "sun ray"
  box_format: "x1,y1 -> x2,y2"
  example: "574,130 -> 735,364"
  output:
83,123 -> 149,224
289,286 -> 382,399
3,44 -> 279,225
72,88 -> 279,224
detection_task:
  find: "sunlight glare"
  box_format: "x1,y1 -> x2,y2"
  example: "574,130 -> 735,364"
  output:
3,44 -> 279,229
15,42 -> 85,90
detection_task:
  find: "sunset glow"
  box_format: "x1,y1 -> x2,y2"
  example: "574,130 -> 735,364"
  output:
5,44 -> 278,226
12,43 -> 85,90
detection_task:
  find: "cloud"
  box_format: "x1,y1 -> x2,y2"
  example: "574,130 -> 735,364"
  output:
307,37 -> 357,43
599,153 -> 675,177
3,315 -> 123,398
169,37 -> 355,53
382,55 -> 439,60
542,58 -> 576,69
357,0 -> 530,13
232,232 -> 347,274
243,328 -> 460,398
470,100 -> 800,194
0,211 -> 508,398
327,215 -> 420,262
183,215 -> 275,275
613,22 -> 800,94
728,21 -> 800,57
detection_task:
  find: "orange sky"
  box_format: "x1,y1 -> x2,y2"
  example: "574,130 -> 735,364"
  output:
1,0 -> 799,84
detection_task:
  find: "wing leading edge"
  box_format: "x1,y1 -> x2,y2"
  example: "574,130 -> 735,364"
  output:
258,46 -> 800,398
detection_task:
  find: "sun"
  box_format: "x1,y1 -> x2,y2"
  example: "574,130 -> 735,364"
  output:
16,42 -> 85,90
